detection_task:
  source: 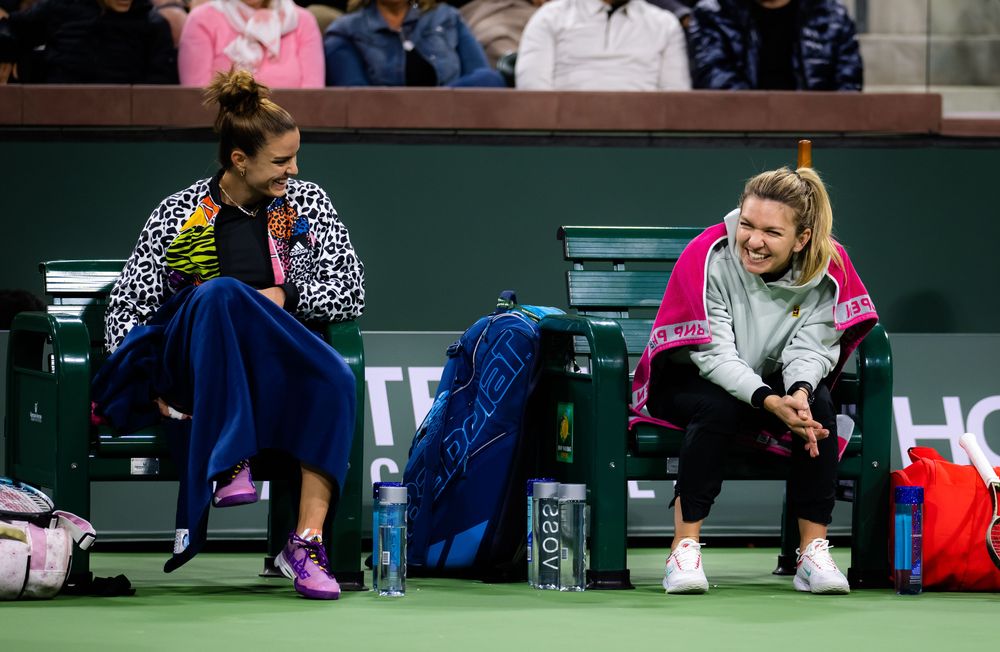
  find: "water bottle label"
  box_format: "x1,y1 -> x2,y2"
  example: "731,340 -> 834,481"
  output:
382,550 -> 390,566
561,547 -> 568,561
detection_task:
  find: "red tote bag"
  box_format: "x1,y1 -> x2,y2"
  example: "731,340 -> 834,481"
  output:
891,446 -> 1000,591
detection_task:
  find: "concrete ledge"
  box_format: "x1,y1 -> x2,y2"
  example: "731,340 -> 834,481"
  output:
0,86 -> 947,134
22,85 -> 132,125
941,112 -> 1000,137
0,85 -> 22,124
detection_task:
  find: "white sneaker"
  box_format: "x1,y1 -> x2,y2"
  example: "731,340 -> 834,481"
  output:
793,538 -> 851,594
662,538 -> 709,594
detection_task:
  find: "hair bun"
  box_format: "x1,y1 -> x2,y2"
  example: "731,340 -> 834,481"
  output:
204,69 -> 272,118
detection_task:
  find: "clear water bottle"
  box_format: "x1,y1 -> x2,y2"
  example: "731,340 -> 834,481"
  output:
378,485 -> 407,597
559,483 -> 587,591
533,481 -> 560,590
894,485 -> 923,595
371,481 -> 401,591
527,477 -> 555,588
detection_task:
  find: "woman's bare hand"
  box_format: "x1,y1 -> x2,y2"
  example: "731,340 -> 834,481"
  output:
763,393 -> 828,458
258,286 -> 285,308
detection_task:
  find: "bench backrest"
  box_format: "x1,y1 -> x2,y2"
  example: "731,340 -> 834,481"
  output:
559,226 -> 702,356
559,226 -> 861,405
41,259 -> 125,350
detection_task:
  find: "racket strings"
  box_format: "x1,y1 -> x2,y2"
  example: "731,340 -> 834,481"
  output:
0,485 -> 53,514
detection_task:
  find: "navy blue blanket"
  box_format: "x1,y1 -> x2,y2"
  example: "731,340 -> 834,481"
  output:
93,278 -> 356,571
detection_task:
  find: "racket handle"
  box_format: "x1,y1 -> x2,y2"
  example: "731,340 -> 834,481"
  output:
959,432 -> 1000,485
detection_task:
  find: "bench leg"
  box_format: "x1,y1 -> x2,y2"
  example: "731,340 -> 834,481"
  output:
773,487 -> 798,576
848,470 -> 891,588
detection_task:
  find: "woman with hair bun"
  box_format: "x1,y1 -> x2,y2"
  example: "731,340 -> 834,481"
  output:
630,166 -> 878,596
93,70 -> 364,600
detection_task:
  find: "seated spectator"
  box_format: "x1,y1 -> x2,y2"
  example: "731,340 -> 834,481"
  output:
191,0 -> 344,33
179,0 -> 324,88
459,0 -> 543,68
324,0 -> 505,87
0,0 -> 176,84
687,0 -> 862,90
647,0 -> 694,28
152,0 -> 188,46
514,0 -> 691,90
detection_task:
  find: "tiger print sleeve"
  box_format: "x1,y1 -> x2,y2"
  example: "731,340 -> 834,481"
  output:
104,199 -> 175,352
292,185 -> 366,322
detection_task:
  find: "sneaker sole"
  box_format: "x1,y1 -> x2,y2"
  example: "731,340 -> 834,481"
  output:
793,575 -> 850,594
212,492 -> 259,508
662,577 -> 709,594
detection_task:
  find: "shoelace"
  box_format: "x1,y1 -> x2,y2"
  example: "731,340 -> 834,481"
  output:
227,458 -> 250,481
798,539 -> 838,569
669,540 -> 704,570
301,538 -> 332,575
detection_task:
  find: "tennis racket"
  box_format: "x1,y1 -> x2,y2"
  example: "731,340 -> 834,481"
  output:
0,476 -> 55,526
959,432 -> 1000,570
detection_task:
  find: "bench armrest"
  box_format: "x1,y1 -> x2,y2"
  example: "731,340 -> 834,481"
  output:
856,322 -> 892,461
538,313 -> 629,380
323,320 -> 364,377
8,311 -> 91,386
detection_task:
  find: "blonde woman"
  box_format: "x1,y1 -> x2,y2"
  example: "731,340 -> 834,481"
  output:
631,167 -> 878,596
323,0 -> 503,86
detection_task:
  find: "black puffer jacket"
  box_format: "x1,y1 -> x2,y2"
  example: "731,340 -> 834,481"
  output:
0,0 -> 176,83
687,0 -> 862,90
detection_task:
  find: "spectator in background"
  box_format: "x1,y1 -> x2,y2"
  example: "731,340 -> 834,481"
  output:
459,0 -> 543,68
687,0 -> 862,90
324,0 -> 504,87
152,0 -> 188,46
649,0 -> 694,27
179,0 -> 324,88
515,0 -> 691,90
0,0 -> 176,84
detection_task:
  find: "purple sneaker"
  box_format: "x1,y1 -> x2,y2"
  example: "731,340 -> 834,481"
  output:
275,533 -> 341,600
212,459 -> 258,508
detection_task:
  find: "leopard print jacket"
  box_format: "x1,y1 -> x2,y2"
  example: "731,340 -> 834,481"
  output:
105,177 -> 366,352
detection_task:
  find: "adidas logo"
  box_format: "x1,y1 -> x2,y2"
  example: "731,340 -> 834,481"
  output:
291,241 -> 308,256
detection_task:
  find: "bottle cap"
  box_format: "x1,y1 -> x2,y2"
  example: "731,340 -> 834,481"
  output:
526,477 -> 556,496
558,483 -> 586,501
379,485 -> 408,504
894,485 -> 923,504
372,481 -> 402,500
533,481 -> 559,499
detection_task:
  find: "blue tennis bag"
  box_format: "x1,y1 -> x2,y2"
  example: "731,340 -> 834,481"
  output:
403,292 -> 561,580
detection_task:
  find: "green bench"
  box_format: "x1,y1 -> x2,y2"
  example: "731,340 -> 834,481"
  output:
533,226 -> 892,589
4,260 -> 367,589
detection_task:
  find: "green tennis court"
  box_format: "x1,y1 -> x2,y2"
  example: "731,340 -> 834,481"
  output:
4,547 -> 996,651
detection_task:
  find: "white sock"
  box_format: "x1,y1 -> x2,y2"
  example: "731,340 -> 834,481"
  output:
298,528 -> 323,543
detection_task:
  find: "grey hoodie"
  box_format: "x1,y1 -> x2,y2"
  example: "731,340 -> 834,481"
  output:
672,209 -> 841,404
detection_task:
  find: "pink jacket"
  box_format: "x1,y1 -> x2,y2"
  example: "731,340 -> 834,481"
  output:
178,3 -> 324,88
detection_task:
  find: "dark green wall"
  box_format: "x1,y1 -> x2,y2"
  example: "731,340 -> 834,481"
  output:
3,137 -> 998,332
